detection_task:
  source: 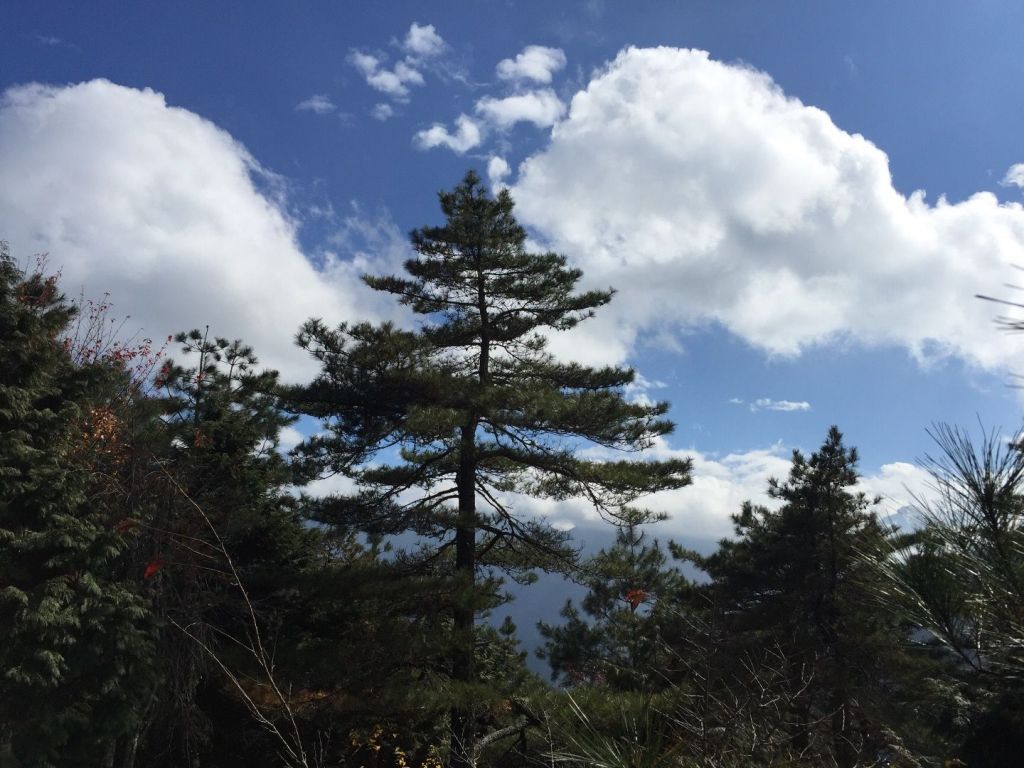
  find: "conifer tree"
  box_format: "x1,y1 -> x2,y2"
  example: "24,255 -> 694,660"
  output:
133,330 -> 319,766
683,427 -> 911,767
884,424 -> 1024,766
0,246 -> 153,767
286,171 -> 691,767
538,525 -> 686,691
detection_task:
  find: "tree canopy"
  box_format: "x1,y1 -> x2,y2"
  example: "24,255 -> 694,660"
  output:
285,171 -> 692,767
1,170 -> 1019,767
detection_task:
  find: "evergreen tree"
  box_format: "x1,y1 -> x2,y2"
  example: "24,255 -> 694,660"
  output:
133,330 -> 320,767
285,171 -> 691,767
0,246 -> 153,767
538,525 -> 687,691
682,427 -> 912,767
883,424 -> 1024,767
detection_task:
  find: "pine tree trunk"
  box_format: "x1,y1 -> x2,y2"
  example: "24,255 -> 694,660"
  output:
450,424 -> 477,768
449,254 -> 489,768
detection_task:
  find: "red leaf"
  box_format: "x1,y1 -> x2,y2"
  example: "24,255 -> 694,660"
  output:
624,588 -> 647,611
143,557 -> 165,580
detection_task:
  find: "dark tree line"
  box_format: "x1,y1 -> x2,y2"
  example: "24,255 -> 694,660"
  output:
1,175 -> 1022,767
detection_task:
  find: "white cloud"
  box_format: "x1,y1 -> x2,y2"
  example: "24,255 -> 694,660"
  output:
511,47 -> 1024,371
487,156 -> 511,188
1003,163 -> 1024,190
417,91 -> 565,157
622,372 -> 667,407
305,471 -> 359,499
414,114 -> 483,153
349,51 -> 424,100
494,437 -> 790,542
371,102 -> 394,121
751,398 -> 811,412
326,202 -> 413,278
296,94 -> 336,115
507,436 -> 936,543
349,51 -> 382,77
496,45 -> 567,84
377,60 -> 424,97
350,23 -> 446,105
0,80 -> 402,380
857,460 -> 934,518
475,89 -> 566,129
277,425 -> 304,454
302,429 -> 933,543
654,444 -> 790,540
403,22 -> 445,58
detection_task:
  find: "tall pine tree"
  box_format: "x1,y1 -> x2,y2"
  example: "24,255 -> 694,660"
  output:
286,171 -> 691,768
682,427 -> 913,767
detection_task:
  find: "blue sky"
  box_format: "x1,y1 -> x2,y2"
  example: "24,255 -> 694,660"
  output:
2,1 -> 1024,547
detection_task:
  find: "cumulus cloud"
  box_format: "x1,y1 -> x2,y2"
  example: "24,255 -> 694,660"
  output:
0,80 -> 402,379
751,398 -> 811,412
511,47 -> 1024,371
621,372 -> 667,407
325,202 -> 413,278
652,443 -> 792,540
487,156 -> 511,188
421,90 -> 565,156
302,419 -> 934,543
1004,163 -> 1024,190
277,425 -> 304,454
371,102 -> 394,121
411,43 -> 565,154
298,425 -> 933,543
403,22 -> 445,58
509,436 -> 935,542
414,114 -> 483,153
857,460 -> 933,516
496,45 -> 567,84
296,94 -> 336,114
490,443 -> 789,541
305,471 -> 359,500
475,89 -> 566,129
350,23 -> 447,105
349,52 -> 424,100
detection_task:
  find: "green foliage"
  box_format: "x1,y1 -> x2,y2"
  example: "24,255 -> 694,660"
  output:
547,691 -> 684,768
285,171 -> 691,765
539,525 -> 689,691
878,423 -> 1024,767
157,329 -> 311,581
889,424 -> 1024,677
678,427 -> 919,767
5,168 -> 1018,766
0,246 -> 153,767
287,171 -> 690,529
130,329 -> 321,766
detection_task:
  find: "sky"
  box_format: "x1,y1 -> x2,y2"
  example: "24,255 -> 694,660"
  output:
2,1 -> 1024,554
